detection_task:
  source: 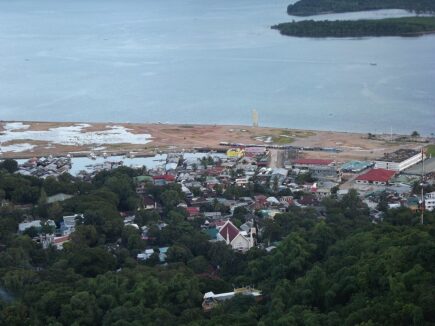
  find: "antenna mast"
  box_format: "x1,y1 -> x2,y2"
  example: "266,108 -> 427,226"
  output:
420,147 -> 425,225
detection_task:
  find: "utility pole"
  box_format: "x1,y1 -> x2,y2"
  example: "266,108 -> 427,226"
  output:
420,147 -> 425,225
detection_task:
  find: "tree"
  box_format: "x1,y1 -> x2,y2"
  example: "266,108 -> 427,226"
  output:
161,190 -> 182,209
47,202 -> 63,221
40,221 -> 55,235
167,244 -> 193,264
0,159 -> 18,173
187,256 -> 209,273
59,291 -> 101,326
71,225 -> 98,247
296,172 -> 315,185
273,175 -> 280,193
377,192 -> 389,212
121,225 -> 145,252
23,226 -> 39,238
135,209 -> 160,226
411,131 -> 420,137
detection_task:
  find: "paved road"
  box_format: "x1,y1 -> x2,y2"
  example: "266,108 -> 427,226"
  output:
403,157 -> 435,175
269,149 -> 284,168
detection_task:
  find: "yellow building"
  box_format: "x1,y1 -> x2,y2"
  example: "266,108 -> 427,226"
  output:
226,148 -> 245,158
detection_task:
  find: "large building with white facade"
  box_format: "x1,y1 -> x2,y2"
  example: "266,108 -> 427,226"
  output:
375,149 -> 424,172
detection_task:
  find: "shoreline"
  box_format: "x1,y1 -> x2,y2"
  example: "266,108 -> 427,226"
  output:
1,119 -> 432,137
1,121 -> 432,162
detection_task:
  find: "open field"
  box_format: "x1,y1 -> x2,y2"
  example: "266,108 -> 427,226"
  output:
0,121 -> 432,162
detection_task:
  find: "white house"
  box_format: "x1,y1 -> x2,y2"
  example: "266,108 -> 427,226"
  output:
18,219 -> 56,233
60,214 -> 83,235
425,192 -> 435,212
216,220 -> 255,252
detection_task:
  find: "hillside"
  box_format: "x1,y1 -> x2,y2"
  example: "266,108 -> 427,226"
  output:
0,162 -> 434,325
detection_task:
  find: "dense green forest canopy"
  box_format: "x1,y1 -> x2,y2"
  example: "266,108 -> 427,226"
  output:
287,0 -> 435,16
272,16 -> 435,37
0,163 -> 434,325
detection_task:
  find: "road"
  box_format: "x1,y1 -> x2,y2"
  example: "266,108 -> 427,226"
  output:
269,149 -> 284,168
403,158 -> 435,175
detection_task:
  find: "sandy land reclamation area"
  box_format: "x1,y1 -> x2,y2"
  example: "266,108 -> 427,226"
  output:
0,121 -> 430,162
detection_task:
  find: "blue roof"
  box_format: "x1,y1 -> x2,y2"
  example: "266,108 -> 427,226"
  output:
341,160 -> 373,172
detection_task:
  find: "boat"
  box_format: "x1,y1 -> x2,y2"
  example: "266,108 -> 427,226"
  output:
370,63 -> 377,66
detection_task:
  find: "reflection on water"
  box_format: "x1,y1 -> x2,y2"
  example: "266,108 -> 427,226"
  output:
17,152 -> 225,176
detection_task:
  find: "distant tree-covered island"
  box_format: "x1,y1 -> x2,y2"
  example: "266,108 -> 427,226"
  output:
287,0 -> 435,16
272,16 -> 435,38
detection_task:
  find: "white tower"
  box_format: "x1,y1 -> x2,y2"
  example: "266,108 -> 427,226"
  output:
252,109 -> 259,128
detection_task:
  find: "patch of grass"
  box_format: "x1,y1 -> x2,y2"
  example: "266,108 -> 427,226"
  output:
272,135 -> 295,144
279,130 -> 315,138
179,125 -> 194,128
426,145 -> 435,156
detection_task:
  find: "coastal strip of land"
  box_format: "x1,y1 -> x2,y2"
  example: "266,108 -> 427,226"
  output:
0,121 -> 432,162
286,0 -> 435,16
272,16 -> 435,38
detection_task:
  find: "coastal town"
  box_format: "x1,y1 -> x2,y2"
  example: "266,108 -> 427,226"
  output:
3,124 -> 435,311
4,121 -> 435,249
2,0 -> 435,323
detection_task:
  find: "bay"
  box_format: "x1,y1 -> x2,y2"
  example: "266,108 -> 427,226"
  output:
0,0 -> 434,135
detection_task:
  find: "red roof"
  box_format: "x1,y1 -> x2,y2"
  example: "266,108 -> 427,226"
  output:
143,196 -> 156,206
298,195 -> 316,206
293,159 -> 334,166
356,169 -> 396,183
153,174 -> 176,181
219,221 -> 239,243
53,235 -> 70,244
207,166 -> 225,175
214,220 -> 227,227
254,195 -> 267,203
186,207 -> 200,216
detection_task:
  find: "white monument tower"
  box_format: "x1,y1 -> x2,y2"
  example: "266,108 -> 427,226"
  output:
252,109 -> 259,128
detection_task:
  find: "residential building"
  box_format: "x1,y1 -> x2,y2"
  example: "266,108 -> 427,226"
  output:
309,165 -> 341,182
186,206 -> 201,219
18,219 -> 56,233
425,191 -> 435,211
292,159 -> 334,169
142,196 -> 157,210
355,169 -> 396,186
46,193 -> 74,204
340,160 -> 373,173
216,220 -> 255,252
39,234 -> 71,249
244,147 -> 267,158
226,148 -> 245,158
60,214 -> 83,235
153,174 -> 176,186
202,287 -> 262,312
137,247 -> 169,262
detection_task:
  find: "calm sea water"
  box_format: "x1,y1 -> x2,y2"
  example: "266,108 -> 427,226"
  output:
0,0 -> 434,134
